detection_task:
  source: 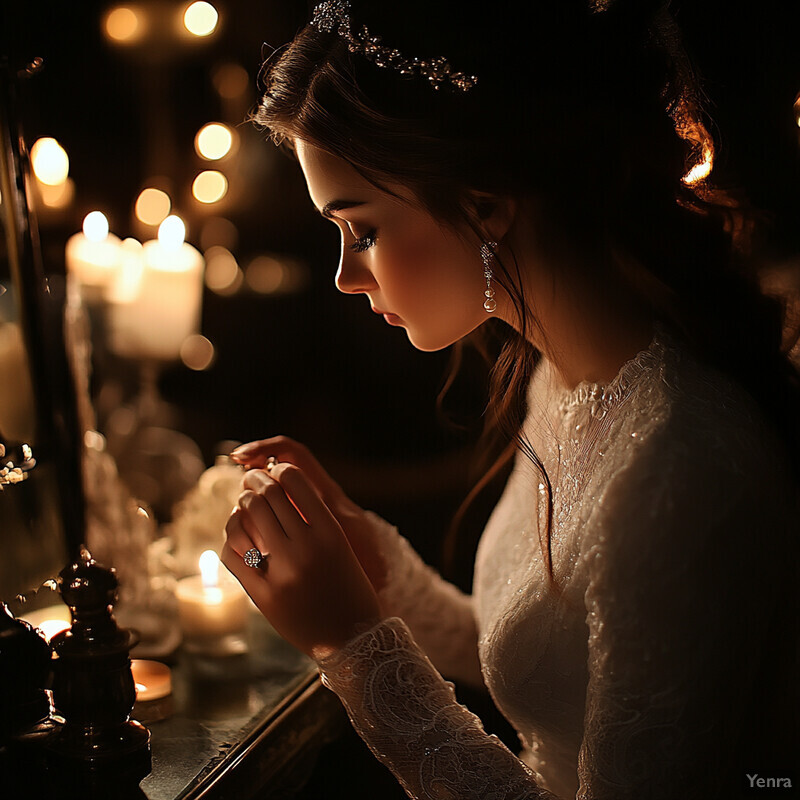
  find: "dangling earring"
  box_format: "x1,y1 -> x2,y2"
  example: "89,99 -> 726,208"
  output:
481,240 -> 498,313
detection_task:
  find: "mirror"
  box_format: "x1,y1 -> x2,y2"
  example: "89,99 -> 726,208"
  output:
0,61 -> 84,601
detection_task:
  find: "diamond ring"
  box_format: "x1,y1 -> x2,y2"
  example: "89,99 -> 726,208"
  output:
243,548 -> 268,569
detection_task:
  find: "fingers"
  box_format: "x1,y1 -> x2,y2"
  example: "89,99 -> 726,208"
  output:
225,506 -> 268,560
230,436 -> 344,504
267,462 -> 339,532
241,470 -> 309,533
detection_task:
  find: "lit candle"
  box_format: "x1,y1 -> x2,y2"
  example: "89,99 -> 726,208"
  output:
21,604 -> 72,642
175,550 -> 249,654
111,215 -> 204,361
131,659 -> 172,702
65,211 -> 122,300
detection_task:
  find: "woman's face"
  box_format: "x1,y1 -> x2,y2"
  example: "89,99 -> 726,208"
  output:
295,140 -> 495,351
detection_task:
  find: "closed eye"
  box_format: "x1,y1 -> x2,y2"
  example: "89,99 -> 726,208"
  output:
349,230 -> 377,253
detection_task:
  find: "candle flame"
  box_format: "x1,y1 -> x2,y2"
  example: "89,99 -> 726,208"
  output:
31,137 -> 69,186
83,211 -> 110,242
158,214 -> 186,249
199,549 -> 220,589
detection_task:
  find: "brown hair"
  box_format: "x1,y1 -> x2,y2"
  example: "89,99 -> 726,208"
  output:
253,0 -> 799,591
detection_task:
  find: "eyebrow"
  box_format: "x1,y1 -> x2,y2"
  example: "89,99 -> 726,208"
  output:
319,200 -> 366,218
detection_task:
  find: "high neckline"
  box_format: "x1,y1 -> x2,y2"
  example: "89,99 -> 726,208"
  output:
555,325 -> 669,415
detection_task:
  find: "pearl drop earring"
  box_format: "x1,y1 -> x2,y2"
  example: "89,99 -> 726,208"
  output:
481,241 -> 498,313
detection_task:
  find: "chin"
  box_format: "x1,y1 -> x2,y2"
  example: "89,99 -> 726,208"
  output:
405,317 -> 490,352
405,329 -> 466,353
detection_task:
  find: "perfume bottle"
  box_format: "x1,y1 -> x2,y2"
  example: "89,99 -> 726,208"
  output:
45,549 -> 151,787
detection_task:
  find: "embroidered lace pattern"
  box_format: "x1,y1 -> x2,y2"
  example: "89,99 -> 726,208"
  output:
317,329 -> 794,799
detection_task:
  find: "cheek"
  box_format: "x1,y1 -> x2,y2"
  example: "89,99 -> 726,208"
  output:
381,233 -> 480,305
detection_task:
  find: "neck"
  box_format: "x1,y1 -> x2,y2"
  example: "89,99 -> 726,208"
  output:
499,217 -> 655,391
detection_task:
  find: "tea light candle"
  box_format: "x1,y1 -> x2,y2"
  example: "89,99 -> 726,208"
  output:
131,659 -> 172,702
175,550 -> 249,654
65,211 -> 121,299
21,604 -> 72,643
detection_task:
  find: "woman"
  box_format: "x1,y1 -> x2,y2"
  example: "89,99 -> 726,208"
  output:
222,1 -> 798,797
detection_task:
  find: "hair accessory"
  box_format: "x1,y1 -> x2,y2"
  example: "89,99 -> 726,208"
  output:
310,0 -> 478,92
481,241 -> 498,313
243,548 -> 268,569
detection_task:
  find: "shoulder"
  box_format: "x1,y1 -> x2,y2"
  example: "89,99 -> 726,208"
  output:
606,333 -> 789,494
580,335 -> 795,571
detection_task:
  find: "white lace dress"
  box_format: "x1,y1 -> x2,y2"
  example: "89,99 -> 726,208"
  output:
317,330 -> 795,799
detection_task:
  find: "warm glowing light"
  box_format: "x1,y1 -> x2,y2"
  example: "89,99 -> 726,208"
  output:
38,178 -> 75,209
200,216 -> 238,250
20,605 -> 72,643
180,334 -> 215,371
135,187 -> 171,226
183,1 -> 218,37
794,93 -> 800,128
158,215 -> 186,248
205,245 -> 239,292
108,238 -> 145,303
199,549 -> 220,589
38,619 -> 71,641
31,137 -> 69,186
192,170 -> 228,204
213,63 -> 249,99
104,6 -> 142,42
246,255 -> 285,294
682,142 -> 714,186
131,660 -> 172,701
83,211 -> 110,242
195,123 -> 234,160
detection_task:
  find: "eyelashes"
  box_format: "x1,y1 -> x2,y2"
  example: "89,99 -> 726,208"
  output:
348,229 -> 377,253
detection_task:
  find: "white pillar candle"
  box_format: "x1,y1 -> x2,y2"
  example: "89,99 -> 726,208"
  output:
135,215 -> 204,361
175,550 -> 249,654
106,238 -> 145,358
65,211 -> 121,300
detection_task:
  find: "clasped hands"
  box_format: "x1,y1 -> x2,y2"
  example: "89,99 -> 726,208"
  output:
222,436 -> 386,660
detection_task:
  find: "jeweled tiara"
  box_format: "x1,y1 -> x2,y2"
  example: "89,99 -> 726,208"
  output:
310,0 -> 479,92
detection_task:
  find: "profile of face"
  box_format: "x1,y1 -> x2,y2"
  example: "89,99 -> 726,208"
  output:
295,140 -> 499,352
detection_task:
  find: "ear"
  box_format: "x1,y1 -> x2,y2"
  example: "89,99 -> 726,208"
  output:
465,191 -> 517,243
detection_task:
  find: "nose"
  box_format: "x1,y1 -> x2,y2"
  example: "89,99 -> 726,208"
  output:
335,242 -> 376,295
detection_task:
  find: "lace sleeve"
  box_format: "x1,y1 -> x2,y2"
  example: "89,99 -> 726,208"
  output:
318,617 -> 557,800
364,511 -> 482,686
577,418 -> 791,798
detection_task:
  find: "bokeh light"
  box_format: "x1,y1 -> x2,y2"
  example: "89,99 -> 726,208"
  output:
200,217 -> 238,251
213,63 -> 250,100
180,334 -> 216,371
183,2 -> 218,37
195,123 -> 234,160
192,170 -> 228,204
135,187 -> 172,226
31,137 -> 69,186
104,6 -> 143,43
205,246 -> 241,294
245,255 -> 285,295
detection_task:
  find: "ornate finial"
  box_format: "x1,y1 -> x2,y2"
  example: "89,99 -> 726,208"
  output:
310,0 -> 478,92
